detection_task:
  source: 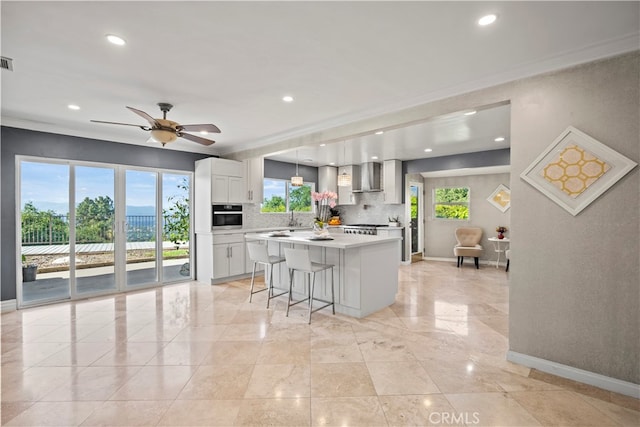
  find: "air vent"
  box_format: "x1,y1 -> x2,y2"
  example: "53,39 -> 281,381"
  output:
1,56 -> 14,71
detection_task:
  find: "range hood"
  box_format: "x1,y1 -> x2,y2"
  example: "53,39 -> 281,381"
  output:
352,162 -> 382,192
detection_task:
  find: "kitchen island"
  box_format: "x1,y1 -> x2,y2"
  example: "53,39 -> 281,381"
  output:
244,230 -> 402,318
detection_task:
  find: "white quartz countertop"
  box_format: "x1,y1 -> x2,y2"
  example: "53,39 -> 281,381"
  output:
244,230 -> 401,249
202,226 -> 310,236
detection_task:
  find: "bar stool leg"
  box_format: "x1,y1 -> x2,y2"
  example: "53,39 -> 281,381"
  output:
308,272 -> 315,324
286,268 -> 294,317
266,264 -> 273,308
331,267 -> 335,315
249,261 -> 258,303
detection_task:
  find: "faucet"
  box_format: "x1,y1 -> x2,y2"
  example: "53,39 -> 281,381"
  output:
288,211 -> 298,227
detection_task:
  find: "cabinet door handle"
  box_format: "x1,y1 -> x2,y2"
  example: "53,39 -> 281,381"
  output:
229,246 -> 233,257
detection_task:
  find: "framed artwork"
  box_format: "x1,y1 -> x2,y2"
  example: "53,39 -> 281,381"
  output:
521,126 -> 637,216
487,184 -> 511,212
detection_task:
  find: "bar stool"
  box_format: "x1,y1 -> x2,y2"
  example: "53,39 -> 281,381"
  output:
246,241 -> 287,308
284,247 -> 335,324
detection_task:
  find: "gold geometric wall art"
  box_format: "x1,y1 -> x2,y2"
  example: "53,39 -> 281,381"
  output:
487,184 -> 511,212
521,126 -> 637,216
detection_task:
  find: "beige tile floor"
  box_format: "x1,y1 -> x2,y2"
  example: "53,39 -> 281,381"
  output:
2,261 -> 638,426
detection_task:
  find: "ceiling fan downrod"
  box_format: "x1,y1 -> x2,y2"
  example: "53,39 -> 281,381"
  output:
157,102 -> 173,120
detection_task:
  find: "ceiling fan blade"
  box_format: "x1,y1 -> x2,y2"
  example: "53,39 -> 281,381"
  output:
90,120 -> 150,130
179,132 -> 216,146
126,106 -> 158,127
178,124 -> 221,133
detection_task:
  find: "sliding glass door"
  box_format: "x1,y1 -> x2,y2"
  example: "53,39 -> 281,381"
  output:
125,169 -> 158,288
75,165 -> 117,295
20,161 -> 71,304
18,158 -> 192,307
162,173 -> 191,282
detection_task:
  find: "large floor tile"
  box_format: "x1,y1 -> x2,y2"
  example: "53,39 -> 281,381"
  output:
310,362 -> 376,397
311,396 -> 387,426
234,397 -> 311,426
157,399 -> 242,426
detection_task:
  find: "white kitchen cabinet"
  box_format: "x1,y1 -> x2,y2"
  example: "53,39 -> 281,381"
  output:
244,157 -> 264,203
318,166 -> 337,193
211,233 -> 246,280
195,159 -> 213,233
337,165 -> 360,205
383,159 -> 402,204
195,157 -> 245,230
213,241 -> 245,279
211,175 -> 244,204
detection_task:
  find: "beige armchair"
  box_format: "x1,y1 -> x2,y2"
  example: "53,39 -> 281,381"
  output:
453,227 -> 483,269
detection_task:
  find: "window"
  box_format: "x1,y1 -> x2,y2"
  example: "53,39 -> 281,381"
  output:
434,187 -> 470,220
262,179 -> 314,213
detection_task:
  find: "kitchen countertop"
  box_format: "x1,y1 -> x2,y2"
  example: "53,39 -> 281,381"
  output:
244,230 -> 401,249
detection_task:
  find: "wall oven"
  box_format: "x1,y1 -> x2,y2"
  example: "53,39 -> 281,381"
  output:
212,204 -> 243,229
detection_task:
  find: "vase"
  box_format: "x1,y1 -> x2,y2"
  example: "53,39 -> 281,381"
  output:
498,232 -> 504,239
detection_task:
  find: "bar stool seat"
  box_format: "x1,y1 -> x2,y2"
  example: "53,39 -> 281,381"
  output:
246,241 -> 287,308
284,247 -> 335,324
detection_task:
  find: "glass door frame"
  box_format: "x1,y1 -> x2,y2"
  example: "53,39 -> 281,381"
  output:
16,155 -> 194,309
407,180 -> 424,258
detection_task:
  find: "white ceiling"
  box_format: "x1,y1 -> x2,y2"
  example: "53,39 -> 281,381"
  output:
2,2 -> 638,165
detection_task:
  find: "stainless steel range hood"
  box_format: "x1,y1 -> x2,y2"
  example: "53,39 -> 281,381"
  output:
352,162 -> 382,192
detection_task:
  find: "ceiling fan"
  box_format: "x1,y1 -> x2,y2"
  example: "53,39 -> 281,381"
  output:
91,103 -> 220,146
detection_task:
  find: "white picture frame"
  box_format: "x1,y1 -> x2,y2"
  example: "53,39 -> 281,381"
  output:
487,184 -> 511,212
520,126 -> 637,216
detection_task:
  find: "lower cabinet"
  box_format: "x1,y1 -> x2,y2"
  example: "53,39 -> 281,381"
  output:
212,241 -> 245,279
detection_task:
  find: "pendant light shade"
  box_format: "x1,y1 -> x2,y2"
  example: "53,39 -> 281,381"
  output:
291,149 -> 303,187
337,141 -> 351,187
337,170 -> 352,187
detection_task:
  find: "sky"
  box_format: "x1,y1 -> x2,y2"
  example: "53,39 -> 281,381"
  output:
20,161 -> 188,215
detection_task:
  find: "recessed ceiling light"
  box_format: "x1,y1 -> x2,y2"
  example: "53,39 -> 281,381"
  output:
320,143 -> 326,147
371,156 -> 378,160
464,110 -> 477,116
375,131 -> 384,135
67,104 -> 80,110
478,14 -> 497,26
106,34 -> 126,46
200,131 -> 209,135
329,162 -> 336,166
494,136 -> 505,142
303,158 -> 313,163
424,148 -> 433,153
282,95 -> 294,103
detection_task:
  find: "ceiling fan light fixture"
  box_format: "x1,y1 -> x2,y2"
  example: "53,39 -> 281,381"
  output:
150,129 -> 178,145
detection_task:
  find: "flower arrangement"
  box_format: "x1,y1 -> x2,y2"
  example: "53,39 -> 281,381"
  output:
496,226 -> 508,233
312,191 -> 338,225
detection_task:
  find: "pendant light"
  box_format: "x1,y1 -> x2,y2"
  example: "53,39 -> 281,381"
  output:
291,149 -> 303,187
337,140 -> 352,187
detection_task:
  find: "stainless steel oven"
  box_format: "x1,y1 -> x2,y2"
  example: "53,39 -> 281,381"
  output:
212,204 -> 243,229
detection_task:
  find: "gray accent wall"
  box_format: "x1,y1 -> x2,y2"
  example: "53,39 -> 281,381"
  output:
1,126 -> 211,301
508,53 -> 639,384
264,158 -> 318,183
404,148 -> 510,175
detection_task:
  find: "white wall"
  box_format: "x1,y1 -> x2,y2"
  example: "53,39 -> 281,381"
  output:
424,173 -> 511,261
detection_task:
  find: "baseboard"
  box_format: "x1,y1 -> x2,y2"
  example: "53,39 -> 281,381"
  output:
1,299 -> 17,313
424,256 -> 506,267
507,350 -> 640,399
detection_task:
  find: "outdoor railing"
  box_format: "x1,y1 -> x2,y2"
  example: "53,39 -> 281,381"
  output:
21,215 -> 161,245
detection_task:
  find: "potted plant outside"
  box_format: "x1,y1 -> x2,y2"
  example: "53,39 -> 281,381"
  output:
22,254 -> 37,282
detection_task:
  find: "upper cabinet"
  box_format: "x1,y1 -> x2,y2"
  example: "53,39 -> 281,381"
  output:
195,158 -> 245,233
383,159 -> 402,204
318,166 -> 337,194
337,165 -> 360,205
244,157 -> 264,204
210,158 -> 245,204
